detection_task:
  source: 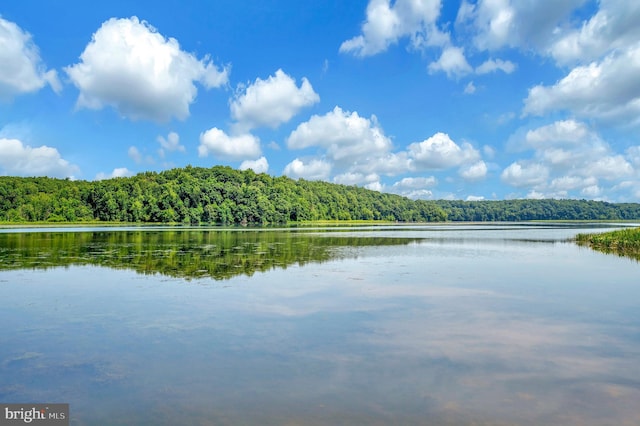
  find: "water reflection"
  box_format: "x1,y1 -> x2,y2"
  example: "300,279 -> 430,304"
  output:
1,225 -> 639,425
0,229 -> 424,279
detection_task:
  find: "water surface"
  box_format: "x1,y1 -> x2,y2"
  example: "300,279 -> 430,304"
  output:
1,223 -> 639,425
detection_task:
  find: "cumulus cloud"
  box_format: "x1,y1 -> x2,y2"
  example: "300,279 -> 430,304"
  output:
500,161 -> 549,188
393,176 -> 437,189
428,46 -> 472,77
283,158 -> 331,181
198,128 -> 261,160
502,120 -> 637,198
364,181 -> 384,192
157,131 -> 185,158
0,17 -> 60,100
459,160 -> 488,180
95,167 -> 134,181
0,138 -> 78,178
451,0 -> 640,129
408,132 -> 480,170
239,156 -> 269,174
389,176 -> 437,199
287,106 -> 393,163
333,172 -> 380,186
285,112 -> 485,192
524,120 -> 591,148
65,16 -> 229,122
583,155 -> 634,180
581,184 -> 602,198
523,44 -> 640,125
475,58 -> 516,74
466,195 -> 485,201
230,69 -> 319,131
339,0 -> 446,57
284,107 -> 488,196
455,0 -> 515,50
350,152 -> 413,176
549,176 -> 597,192
456,0 -> 585,52
549,1 -> 640,65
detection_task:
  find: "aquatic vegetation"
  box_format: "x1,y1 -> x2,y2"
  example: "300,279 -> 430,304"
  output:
0,229 -> 423,280
576,227 -> 640,261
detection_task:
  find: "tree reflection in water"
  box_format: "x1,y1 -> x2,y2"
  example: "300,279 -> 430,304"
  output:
0,229 -> 424,280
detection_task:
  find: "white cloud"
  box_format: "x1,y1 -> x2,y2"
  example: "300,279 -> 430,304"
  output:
464,81 -> 477,94
287,106 -> 392,163
339,0 -> 445,57
0,138 -> 78,178
525,190 -> 546,199
0,17 -> 60,100
583,155 -> 633,180
466,195 -> 485,201
365,181 -> 384,192
392,176 -> 437,189
230,69 -> 319,131
400,189 -> 434,199
501,161 -> 549,188
483,145 -> 496,159
198,127 -> 260,160
428,46 -> 472,77
502,120 -> 637,198
408,132 -> 480,169
286,109 -> 487,187
239,156 -> 269,174
128,146 -> 142,163
549,1 -> 640,65
65,16 -> 229,122
581,184 -> 602,198
95,167 -> 134,181
458,0 -> 515,50
523,43 -> 640,125
475,58 -> 516,74
389,177 -> 437,199
157,131 -> 185,158
333,172 -> 380,186
549,176 -> 597,192
456,0 -> 586,52
350,152 -> 413,176
626,146 -> 640,166
524,120 -> 591,148
283,158 -> 331,181
128,145 -> 155,165
459,160 -> 487,180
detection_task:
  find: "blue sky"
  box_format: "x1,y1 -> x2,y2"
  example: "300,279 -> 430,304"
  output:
1,0 -> 639,202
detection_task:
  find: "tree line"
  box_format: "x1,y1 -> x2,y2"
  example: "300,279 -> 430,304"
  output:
1,166 -> 639,224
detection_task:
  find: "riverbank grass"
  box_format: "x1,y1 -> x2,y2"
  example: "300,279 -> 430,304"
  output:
576,227 -> 640,259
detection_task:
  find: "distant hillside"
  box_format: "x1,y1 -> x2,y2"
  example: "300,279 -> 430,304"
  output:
1,166 -> 639,224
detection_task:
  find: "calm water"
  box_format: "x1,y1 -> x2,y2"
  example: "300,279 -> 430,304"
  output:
1,223 -> 639,425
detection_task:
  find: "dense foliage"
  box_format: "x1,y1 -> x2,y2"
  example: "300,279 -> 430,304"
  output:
432,199 -> 640,221
1,166 -> 640,224
0,166 -> 446,224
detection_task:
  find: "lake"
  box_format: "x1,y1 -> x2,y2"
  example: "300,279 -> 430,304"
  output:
1,223 -> 639,425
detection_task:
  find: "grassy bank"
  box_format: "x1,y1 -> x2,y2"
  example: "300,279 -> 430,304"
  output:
576,227 -> 640,260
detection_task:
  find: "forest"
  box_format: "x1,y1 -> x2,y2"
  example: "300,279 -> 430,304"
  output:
1,165 -> 640,224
